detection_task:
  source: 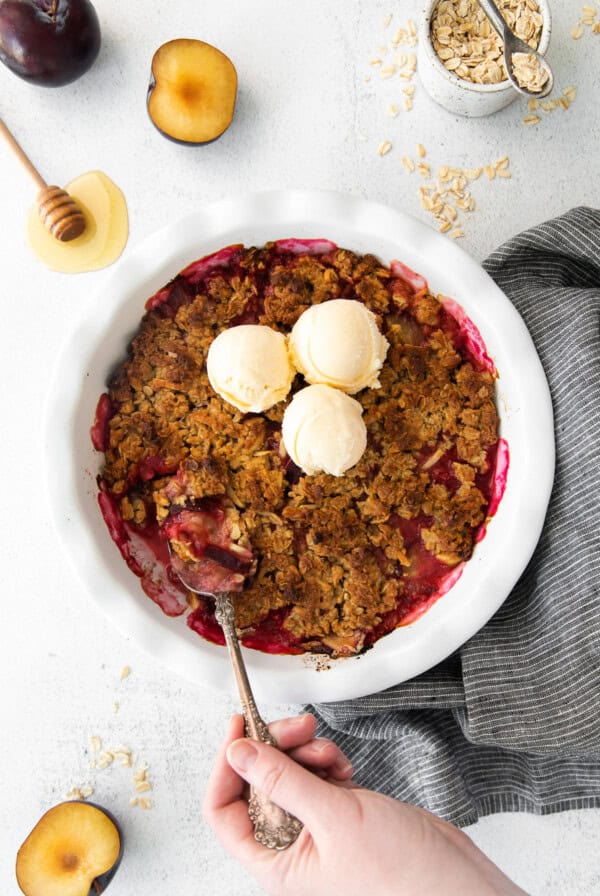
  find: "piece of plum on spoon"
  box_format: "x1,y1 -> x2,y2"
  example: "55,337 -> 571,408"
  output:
164,502 -> 303,851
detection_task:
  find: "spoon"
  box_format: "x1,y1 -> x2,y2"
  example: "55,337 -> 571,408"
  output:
477,0 -> 554,98
168,545 -> 303,850
0,116 -> 86,241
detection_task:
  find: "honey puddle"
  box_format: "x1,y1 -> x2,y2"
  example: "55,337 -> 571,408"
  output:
27,170 -> 128,273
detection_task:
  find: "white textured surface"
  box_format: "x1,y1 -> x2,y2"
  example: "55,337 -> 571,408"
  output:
1,1 -> 599,894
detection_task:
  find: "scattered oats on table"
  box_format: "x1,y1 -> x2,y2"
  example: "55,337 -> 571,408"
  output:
391,20 -> 418,49
65,784 -> 94,800
571,4 -> 600,36
113,748 -> 133,767
133,763 -> 150,784
520,84 -> 577,126
367,14 -> 419,111
413,151 -> 511,238
72,728 -> 154,810
96,750 -> 115,769
135,780 -> 152,793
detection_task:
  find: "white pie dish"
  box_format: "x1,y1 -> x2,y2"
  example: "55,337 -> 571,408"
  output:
44,190 -> 554,705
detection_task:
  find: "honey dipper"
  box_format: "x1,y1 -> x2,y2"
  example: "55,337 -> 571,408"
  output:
0,117 -> 85,242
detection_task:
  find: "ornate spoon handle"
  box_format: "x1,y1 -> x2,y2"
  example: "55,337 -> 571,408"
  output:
214,593 -> 303,850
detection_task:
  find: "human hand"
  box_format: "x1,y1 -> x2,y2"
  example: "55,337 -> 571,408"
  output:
203,713 -> 527,896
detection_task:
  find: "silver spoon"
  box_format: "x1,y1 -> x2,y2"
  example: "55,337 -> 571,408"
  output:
478,0 -> 554,98
168,544 -> 303,850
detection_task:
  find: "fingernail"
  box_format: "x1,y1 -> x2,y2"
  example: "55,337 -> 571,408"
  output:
227,739 -> 258,773
332,757 -> 354,776
290,713 -> 313,727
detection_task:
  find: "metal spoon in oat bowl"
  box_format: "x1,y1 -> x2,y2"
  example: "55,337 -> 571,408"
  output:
478,0 -> 554,98
165,511 -> 303,851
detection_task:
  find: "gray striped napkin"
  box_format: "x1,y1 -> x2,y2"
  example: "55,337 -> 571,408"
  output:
309,207 -> 600,827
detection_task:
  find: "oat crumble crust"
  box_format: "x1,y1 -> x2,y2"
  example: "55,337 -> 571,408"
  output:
98,243 -> 499,657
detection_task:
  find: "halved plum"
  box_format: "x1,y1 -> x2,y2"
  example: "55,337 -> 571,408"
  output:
147,39 -> 237,145
16,801 -> 122,896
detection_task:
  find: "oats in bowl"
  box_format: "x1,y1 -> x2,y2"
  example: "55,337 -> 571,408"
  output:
418,0 -> 551,116
430,0 -> 544,86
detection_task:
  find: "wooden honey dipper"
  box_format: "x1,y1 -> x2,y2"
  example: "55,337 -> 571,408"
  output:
0,117 -> 86,242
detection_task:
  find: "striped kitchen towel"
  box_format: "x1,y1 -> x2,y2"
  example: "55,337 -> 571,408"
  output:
309,207 -> 600,827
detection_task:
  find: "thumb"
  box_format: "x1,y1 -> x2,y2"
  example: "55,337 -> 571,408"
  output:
227,737 -> 341,833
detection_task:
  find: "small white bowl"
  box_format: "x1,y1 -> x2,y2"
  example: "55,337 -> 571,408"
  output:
418,0 -> 552,117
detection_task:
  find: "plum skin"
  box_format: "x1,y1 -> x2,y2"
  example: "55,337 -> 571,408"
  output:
0,0 -> 101,87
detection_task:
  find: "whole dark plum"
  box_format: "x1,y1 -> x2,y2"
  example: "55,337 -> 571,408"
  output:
0,0 -> 101,87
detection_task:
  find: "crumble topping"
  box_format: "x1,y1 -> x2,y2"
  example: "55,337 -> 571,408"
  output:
95,242 -> 500,657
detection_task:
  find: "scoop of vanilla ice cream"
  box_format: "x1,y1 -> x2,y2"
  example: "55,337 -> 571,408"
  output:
289,299 -> 389,394
282,384 -> 367,476
207,324 -> 294,413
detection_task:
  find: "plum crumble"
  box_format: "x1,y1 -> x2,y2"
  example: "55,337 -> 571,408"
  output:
92,239 -> 503,657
